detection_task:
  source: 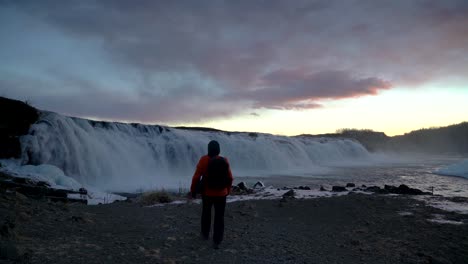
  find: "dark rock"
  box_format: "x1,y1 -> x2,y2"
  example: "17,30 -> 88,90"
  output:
298,186 -> 311,190
361,184 -> 367,188
79,187 -> 88,195
365,186 -> 386,193
252,181 -> 265,189
346,183 -> 355,188
12,177 -> 34,185
332,186 -> 347,192
237,182 -> 248,191
319,186 -> 327,191
384,184 -> 430,195
231,182 -> 253,195
36,181 -> 50,187
364,185 -> 430,195
0,97 -> 39,159
282,189 -> 295,198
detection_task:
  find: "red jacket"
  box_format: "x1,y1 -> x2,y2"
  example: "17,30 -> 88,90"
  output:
190,155 -> 233,197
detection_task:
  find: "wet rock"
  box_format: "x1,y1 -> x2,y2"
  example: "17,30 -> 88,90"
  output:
365,186 -> 387,193
320,186 -> 327,191
298,186 -> 311,190
332,186 -> 346,192
384,185 -> 430,195
237,182 -> 248,190
346,183 -> 356,188
36,181 -> 50,187
79,187 -> 88,195
283,189 -> 295,197
231,182 -> 254,195
252,181 -> 265,189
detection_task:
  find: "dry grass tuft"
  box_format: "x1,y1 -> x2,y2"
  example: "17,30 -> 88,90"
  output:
139,190 -> 173,205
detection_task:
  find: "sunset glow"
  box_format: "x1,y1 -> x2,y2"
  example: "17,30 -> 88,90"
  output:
1,1 -> 467,136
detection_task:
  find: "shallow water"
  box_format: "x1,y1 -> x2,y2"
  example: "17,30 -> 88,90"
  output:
237,155 -> 468,198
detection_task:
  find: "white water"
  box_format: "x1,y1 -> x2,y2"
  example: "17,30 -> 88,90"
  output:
17,111 -> 372,192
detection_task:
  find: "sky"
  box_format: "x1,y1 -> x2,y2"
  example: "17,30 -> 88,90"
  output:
1,0 -> 467,136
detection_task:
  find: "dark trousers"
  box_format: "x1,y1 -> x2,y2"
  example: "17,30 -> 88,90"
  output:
201,196 -> 226,244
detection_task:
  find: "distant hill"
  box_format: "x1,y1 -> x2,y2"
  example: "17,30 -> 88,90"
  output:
298,129 -> 389,152
387,123 -> 468,154
300,124 -> 468,154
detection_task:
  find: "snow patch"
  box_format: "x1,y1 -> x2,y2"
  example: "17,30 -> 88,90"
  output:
1,162 -> 82,190
0,161 -> 126,205
425,199 -> 468,215
435,159 -> 468,179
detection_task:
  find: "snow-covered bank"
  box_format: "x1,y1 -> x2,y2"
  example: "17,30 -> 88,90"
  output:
0,161 -> 125,205
435,159 -> 468,179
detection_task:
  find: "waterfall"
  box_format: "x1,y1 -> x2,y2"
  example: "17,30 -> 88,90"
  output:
20,112 -> 371,191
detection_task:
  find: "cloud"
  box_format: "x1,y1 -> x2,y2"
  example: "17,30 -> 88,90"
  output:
237,70 -> 391,109
1,0 -> 467,123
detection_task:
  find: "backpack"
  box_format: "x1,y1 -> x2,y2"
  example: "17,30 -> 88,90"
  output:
204,156 -> 230,190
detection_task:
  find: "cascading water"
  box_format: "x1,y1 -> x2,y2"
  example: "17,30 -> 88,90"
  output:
19,111 -> 372,192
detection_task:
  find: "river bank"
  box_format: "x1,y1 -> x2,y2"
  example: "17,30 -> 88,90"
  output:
1,190 -> 468,264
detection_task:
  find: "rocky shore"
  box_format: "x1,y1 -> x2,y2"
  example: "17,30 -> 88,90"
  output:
1,186 -> 468,264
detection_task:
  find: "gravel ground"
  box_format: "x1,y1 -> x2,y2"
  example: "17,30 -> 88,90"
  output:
1,192 -> 468,264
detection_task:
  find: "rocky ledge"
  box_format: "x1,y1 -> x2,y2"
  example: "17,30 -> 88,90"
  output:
0,97 -> 39,159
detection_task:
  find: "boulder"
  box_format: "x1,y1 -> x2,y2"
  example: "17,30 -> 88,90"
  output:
384,184 -> 430,195
282,189 -> 295,198
319,186 -> 327,191
252,181 -> 265,189
364,185 -> 430,195
298,186 -> 311,190
332,186 -> 347,192
231,182 -> 253,195
365,186 -> 387,193
346,183 -> 356,188
237,182 -> 248,191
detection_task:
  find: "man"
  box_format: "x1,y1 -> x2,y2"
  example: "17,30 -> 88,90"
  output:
190,140 -> 233,249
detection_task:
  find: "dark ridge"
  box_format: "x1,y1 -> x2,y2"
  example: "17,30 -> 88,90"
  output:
299,125 -> 468,154
0,96 -> 39,159
388,122 -> 468,154
297,130 -> 389,152
174,126 -> 226,133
